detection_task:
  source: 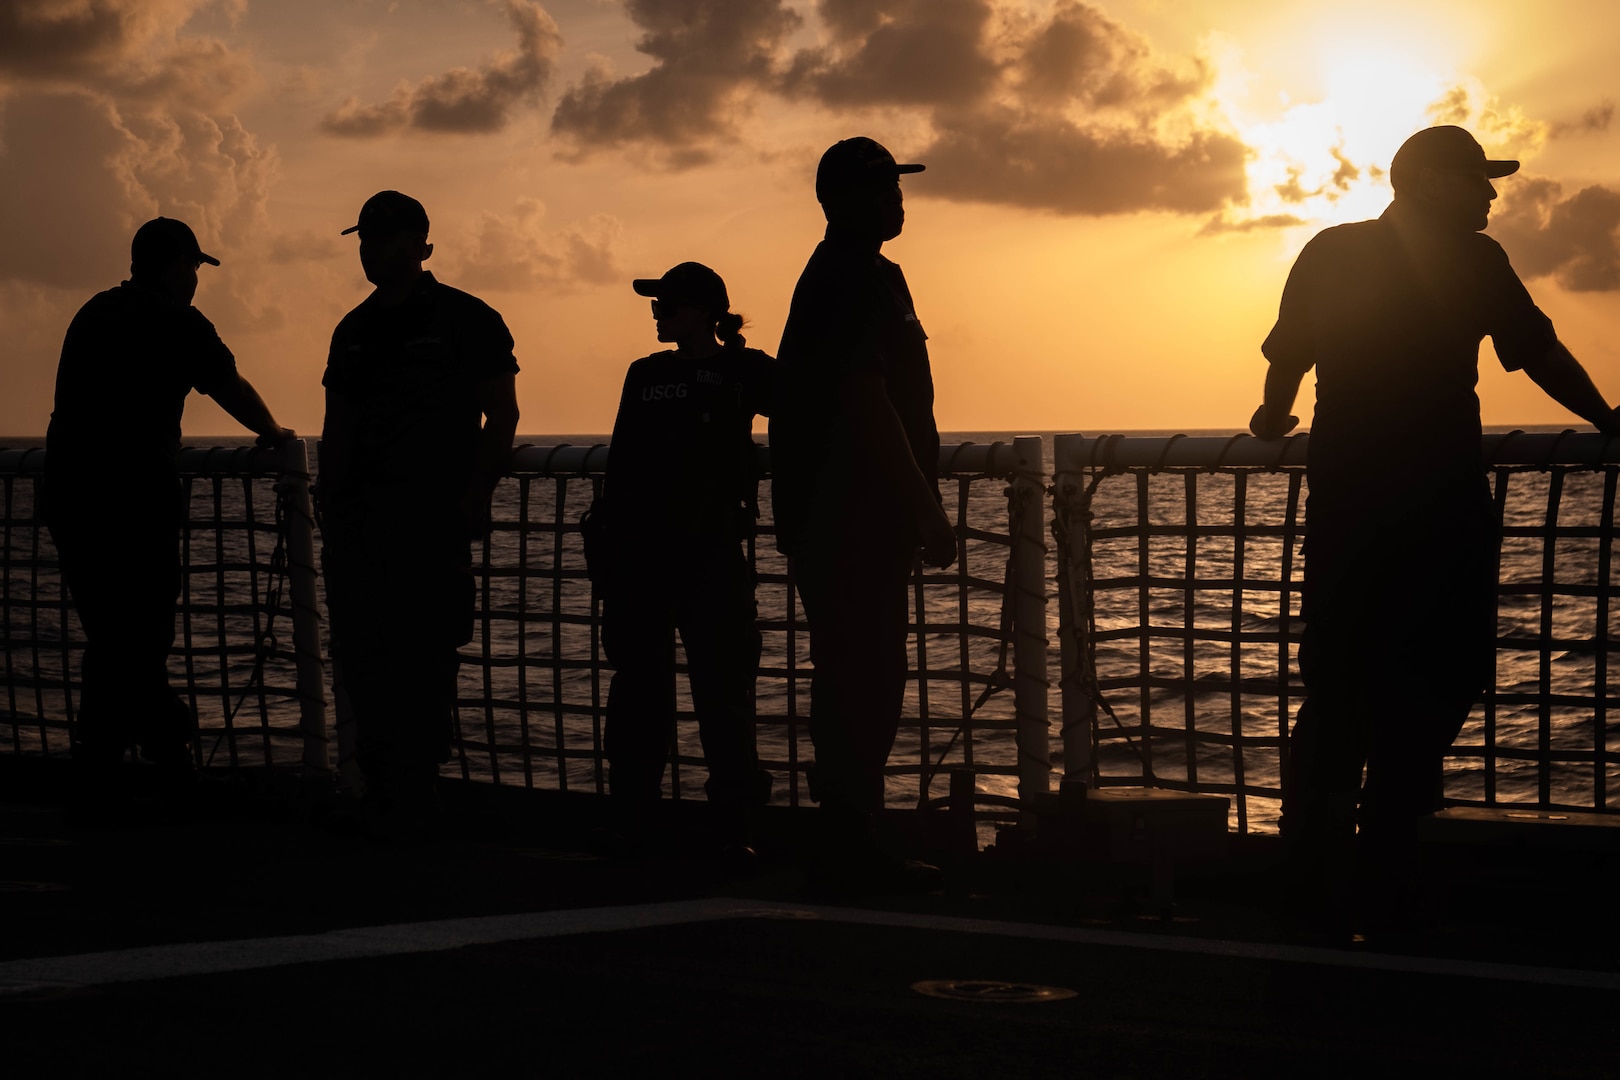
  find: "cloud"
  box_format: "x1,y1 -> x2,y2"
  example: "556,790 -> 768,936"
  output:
1492,177 -> 1620,292
918,107 -> 1247,215
0,90 -> 283,335
780,0 -> 1247,215
1427,82 -> 1547,162
0,0 -> 260,110
322,0 -> 562,137
1197,211 -> 1306,237
782,0 -> 998,108
551,0 -> 801,162
1551,101 -> 1614,139
447,199 -> 624,293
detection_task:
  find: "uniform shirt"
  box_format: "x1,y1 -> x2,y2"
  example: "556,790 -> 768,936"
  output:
46,280 -> 239,477
323,271 -> 518,499
606,344 -> 775,541
768,229 -> 940,555
1262,202 -> 1557,542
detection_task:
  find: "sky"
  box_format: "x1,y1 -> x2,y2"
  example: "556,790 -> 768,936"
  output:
4,0 -> 1620,437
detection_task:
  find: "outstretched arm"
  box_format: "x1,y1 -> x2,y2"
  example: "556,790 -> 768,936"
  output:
1250,364 -> 1304,439
209,374 -> 295,447
1521,342 -> 1620,435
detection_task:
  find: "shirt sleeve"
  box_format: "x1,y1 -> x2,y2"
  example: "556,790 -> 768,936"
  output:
184,308 -> 239,396
1260,233 -> 1325,377
745,348 -> 780,418
1479,240 -> 1557,372
466,301 -> 520,382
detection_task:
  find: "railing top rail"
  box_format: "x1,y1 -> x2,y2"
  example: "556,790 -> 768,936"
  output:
504,440 -> 1026,480
1053,430 -> 1620,472
0,442 -> 297,477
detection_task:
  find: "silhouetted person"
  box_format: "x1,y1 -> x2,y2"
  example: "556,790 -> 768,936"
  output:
45,217 -> 294,813
769,137 -> 956,889
596,262 -> 775,856
320,191 -> 520,834
1251,126 -> 1620,922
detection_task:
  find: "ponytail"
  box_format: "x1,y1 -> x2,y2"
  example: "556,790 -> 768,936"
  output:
716,310 -> 747,349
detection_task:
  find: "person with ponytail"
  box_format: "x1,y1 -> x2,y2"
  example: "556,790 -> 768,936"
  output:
596,262 -> 777,857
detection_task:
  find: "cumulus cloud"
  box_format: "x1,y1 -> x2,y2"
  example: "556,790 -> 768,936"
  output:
448,199 -> 624,293
551,0 -> 801,163
0,0 -> 259,109
782,0 -> 997,108
1492,177 -> 1620,293
895,2 -> 1245,215
0,90 -> 282,334
1427,82 -> 1547,162
322,0 -> 562,137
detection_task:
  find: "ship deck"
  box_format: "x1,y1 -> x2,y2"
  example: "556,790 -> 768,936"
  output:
2,762 -> 1617,1078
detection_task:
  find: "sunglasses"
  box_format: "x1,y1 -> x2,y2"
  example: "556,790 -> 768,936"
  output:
651,298 -> 700,318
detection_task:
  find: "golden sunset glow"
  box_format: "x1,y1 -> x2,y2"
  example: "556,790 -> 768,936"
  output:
3,0 -> 1619,436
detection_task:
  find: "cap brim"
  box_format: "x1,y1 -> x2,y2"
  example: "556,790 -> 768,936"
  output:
340,224 -> 360,236
198,252 -> 220,267
631,279 -> 663,297
896,163 -> 925,174
1485,159 -> 1520,179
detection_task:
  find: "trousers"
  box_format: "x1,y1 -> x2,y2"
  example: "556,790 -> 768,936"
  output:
601,538 -> 768,809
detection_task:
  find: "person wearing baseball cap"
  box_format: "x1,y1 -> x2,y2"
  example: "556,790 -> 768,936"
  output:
44,217 -> 294,817
1250,125 -> 1620,933
769,137 -> 954,891
590,261 -> 777,857
320,191 -> 521,834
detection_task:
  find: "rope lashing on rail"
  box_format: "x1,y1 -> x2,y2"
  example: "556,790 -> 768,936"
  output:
203,473 -> 298,767
915,466 -> 1024,807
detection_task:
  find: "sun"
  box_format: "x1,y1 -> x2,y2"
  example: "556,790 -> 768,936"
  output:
1214,43 -> 1453,230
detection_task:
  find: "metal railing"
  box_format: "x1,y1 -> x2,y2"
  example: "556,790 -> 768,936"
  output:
450,438 -> 1048,813
1052,432 -> 1620,831
0,442 -> 325,770
7,431 -> 1617,835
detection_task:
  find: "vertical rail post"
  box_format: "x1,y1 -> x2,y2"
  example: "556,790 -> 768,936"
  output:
1011,436 -> 1051,803
277,438 -> 329,772
1052,433 -> 1094,785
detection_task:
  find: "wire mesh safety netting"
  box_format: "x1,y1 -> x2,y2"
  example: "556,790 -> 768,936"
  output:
453,443 -> 1035,812
1055,432 -> 1620,833
1,446 -> 316,768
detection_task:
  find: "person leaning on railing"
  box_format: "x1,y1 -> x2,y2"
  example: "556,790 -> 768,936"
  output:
44,217 -> 295,820
588,262 -> 776,859
318,191 -> 521,837
1250,125 -> 1620,934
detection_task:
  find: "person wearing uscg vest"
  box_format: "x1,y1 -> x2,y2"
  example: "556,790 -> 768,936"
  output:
320,191 -> 520,834
597,262 -> 776,856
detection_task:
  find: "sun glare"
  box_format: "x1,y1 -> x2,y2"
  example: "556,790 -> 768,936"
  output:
1217,43 -> 1452,231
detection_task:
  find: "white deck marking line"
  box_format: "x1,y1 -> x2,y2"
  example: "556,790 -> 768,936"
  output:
2,898 -> 1617,995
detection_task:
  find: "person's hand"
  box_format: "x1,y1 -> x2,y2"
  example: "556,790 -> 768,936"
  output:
255,426 -> 297,449
1599,405 -> 1620,439
919,503 -> 957,569
1249,403 -> 1298,440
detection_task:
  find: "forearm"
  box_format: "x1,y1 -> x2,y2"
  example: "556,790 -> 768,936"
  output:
848,382 -> 939,521
1250,364 -> 1305,439
211,375 -> 284,438
1524,343 -> 1617,430
472,411 -> 519,495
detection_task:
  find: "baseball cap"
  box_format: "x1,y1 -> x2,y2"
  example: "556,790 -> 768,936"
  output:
815,137 -> 925,203
131,217 -> 219,273
1390,126 -> 1519,189
631,262 -> 729,312
341,190 -> 430,238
